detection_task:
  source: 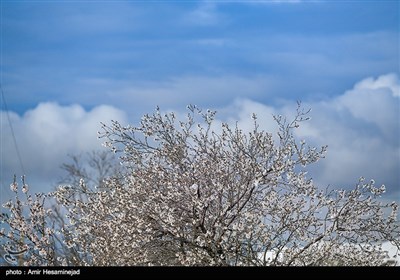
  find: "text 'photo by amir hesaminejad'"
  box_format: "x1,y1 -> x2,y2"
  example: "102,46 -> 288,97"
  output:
0,103 -> 399,267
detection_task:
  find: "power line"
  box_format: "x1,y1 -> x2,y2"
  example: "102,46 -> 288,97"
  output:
1,1 -> 25,200
1,85 -> 26,175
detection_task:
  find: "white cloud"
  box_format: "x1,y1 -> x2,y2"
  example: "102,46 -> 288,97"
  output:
1,73 -> 398,204
213,73 -> 399,199
382,241 -> 400,265
302,73 -> 399,191
183,2 -> 222,26
0,102 -> 127,193
353,73 -> 399,97
170,72 -> 399,200
215,98 -> 278,133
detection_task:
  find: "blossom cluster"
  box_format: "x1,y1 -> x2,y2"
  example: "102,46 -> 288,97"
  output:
1,105 -> 399,266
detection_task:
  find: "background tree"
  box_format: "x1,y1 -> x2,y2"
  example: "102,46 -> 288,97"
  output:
0,151 -> 121,266
1,104 -> 399,266
58,150 -> 121,191
51,150 -> 122,265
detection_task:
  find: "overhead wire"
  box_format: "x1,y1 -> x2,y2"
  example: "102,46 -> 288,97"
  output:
1,0 -> 26,191
1,85 -> 26,176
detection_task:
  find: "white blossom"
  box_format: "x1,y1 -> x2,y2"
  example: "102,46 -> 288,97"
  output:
10,182 -> 17,192
22,184 -> 29,194
1,104 -> 399,266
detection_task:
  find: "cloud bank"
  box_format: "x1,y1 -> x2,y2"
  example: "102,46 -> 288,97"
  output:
304,73 -> 399,193
1,73 -> 399,202
1,103 -> 127,193
219,73 -> 399,198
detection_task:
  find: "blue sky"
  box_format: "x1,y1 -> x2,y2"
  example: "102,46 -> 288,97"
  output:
1,1 -> 399,204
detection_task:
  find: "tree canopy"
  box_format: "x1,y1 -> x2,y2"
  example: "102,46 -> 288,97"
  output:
1,104 -> 399,266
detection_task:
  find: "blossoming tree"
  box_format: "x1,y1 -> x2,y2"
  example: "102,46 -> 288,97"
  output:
1,104 -> 399,266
